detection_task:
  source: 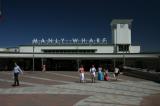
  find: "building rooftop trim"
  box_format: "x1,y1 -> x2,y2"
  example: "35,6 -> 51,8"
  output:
0,52 -> 160,55
18,44 -> 141,47
111,19 -> 133,25
19,44 -> 115,46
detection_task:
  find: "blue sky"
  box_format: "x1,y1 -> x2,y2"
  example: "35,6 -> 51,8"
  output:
0,0 -> 160,52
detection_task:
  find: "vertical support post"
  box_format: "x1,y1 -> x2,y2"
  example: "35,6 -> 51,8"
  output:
123,45 -> 126,67
76,45 -> 79,71
41,58 -> 44,66
41,58 -> 44,71
0,0 -> 3,17
113,58 -> 116,68
55,63 -> 57,71
32,45 -> 35,72
77,59 -> 79,71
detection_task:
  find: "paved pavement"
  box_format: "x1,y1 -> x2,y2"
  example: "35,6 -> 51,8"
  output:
0,71 -> 160,106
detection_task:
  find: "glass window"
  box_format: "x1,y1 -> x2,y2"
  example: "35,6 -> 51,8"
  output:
118,45 -> 129,51
43,49 -> 96,54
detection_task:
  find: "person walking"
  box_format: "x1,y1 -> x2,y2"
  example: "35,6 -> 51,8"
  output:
12,63 -> 23,86
104,68 -> 110,81
98,65 -> 103,80
42,64 -> 46,72
90,65 -> 96,83
114,66 -> 120,80
78,65 -> 85,83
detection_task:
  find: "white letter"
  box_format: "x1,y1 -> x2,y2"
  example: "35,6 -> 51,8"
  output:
102,38 -> 107,43
47,38 -> 53,44
81,38 -> 86,43
89,38 -> 93,43
61,38 -> 64,43
32,38 -> 38,44
41,38 -> 45,44
96,38 -> 100,43
72,38 -> 78,43
55,38 -> 58,43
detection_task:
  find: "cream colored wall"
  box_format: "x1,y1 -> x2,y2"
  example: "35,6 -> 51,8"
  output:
19,45 -> 114,53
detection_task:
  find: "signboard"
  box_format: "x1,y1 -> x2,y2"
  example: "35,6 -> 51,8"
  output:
32,38 -> 107,45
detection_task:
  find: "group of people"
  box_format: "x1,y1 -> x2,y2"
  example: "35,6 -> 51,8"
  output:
11,63 -> 120,86
78,64 -> 120,83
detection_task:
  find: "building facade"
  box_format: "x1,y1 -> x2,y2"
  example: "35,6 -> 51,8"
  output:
0,19 -> 159,71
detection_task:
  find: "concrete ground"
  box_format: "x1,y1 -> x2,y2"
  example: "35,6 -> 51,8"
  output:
0,71 -> 160,106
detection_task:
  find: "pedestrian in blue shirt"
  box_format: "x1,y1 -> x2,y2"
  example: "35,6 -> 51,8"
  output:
12,63 -> 23,86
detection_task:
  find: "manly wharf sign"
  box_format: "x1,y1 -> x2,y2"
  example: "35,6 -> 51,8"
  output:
32,38 -> 107,45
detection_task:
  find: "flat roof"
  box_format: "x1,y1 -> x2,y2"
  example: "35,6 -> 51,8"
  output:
111,19 -> 133,25
19,44 -> 114,46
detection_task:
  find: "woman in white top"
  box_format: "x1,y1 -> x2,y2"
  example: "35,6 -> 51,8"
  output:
12,63 -> 23,86
90,65 -> 96,83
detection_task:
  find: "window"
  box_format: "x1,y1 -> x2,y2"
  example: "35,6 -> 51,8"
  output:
118,45 -> 129,52
120,24 -> 125,28
42,49 -> 96,54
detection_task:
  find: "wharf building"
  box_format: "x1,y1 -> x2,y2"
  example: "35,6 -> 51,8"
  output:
0,19 -> 159,71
